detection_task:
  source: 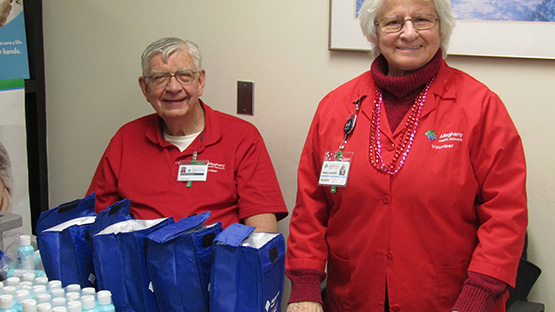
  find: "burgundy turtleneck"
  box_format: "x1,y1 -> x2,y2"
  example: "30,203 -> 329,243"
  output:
371,50 -> 442,131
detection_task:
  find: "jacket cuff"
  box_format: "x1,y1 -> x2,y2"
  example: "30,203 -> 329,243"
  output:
286,268 -> 326,305
452,271 -> 508,312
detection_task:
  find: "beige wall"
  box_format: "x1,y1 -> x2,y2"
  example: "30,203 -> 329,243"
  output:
43,0 -> 554,309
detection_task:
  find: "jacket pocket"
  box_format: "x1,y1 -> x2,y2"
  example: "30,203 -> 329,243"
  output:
436,261 -> 470,308
325,248 -> 353,311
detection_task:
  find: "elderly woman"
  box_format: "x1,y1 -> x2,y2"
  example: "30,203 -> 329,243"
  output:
285,0 -> 527,311
0,142 -> 13,212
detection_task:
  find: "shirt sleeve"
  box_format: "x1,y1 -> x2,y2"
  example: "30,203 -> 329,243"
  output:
235,131 -> 288,222
86,136 -> 124,213
468,90 -> 528,286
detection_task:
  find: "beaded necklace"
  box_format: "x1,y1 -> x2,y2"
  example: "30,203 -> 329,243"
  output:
369,76 -> 435,174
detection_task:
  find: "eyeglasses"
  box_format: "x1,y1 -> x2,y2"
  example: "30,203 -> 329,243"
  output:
144,69 -> 199,87
375,14 -> 440,33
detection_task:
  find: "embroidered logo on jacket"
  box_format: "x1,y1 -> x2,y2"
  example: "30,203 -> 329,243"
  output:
426,130 -> 463,150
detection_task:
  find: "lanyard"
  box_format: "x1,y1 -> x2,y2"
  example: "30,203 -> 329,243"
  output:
329,95 -> 366,193
337,95 -> 366,160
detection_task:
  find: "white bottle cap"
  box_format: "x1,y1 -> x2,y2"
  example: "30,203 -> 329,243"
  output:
37,293 -> 52,304
52,296 -> 66,307
66,291 -> 80,302
37,302 -> 52,312
6,276 -> 20,286
48,280 -> 62,290
81,287 -> 96,296
16,289 -> 31,303
81,295 -> 95,310
51,288 -> 65,298
97,290 -> 113,305
19,235 -> 31,246
65,284 -> 80,293
33,284 -> 48,296
22,272 -> 36,281
67,301 -> 82,312
0,294 -> 14,309
35,276 -> 49,286
22,298 -> 37,312
19,281 -> 34,290
52,307 -> 67,312
2,285 -> 17,295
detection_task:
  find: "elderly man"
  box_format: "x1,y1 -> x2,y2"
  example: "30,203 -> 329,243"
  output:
87,37 -> 287,232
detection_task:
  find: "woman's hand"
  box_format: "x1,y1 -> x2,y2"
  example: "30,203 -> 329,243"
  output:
287,301 -> 324,312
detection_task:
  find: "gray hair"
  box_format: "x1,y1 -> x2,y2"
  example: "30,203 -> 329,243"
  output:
141,37 -> 203,76
359,0 -> 456,59
0,141 -> 13,196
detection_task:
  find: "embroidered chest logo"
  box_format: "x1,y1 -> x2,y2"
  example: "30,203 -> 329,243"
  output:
425,130 -> 463,150
208,162 -> 226,173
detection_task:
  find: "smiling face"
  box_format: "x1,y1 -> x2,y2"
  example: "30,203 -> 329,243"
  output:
377,0 -> 442,77
139,49 -> 206,135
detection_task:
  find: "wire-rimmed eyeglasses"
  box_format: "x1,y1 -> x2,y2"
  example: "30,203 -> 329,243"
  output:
375,14 -> 440,33
144,69 -> 199,87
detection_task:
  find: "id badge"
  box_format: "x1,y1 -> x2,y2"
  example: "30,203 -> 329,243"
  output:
177,160 -> 209,182
318,151 -> 353,187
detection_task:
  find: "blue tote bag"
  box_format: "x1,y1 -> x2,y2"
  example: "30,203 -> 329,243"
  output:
36,193 -> 97,287
146,212 -> 222,312
210,223 -> 285,312
90,199 -> 174,312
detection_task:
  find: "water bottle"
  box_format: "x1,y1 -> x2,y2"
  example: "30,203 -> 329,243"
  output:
95,291 -> 114,312
0,294 -> 17,312
81,295 -> 98,312
17,236 -> 35,271
21,299 -> 37,312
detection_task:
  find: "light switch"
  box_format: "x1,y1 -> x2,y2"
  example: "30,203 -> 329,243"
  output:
237,80 -> 254,116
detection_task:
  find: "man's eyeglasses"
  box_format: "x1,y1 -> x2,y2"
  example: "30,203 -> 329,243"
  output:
145,69 -> 199,87
375,14 -> 440,33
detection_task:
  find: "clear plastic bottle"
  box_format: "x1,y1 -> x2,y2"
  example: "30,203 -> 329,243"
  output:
17,236 -> 35,271
95,291 -> 114,312
80,295 -> 97,312
21,299 -> 37,312
0,294 -> 17,312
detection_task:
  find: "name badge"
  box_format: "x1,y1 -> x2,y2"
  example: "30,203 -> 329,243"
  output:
177,163 -> 208,182
318,151 -> 353,187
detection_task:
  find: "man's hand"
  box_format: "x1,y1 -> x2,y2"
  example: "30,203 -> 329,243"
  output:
287,301 -> 324,312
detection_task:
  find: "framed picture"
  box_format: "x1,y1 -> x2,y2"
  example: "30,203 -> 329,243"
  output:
329,0 -> 555,59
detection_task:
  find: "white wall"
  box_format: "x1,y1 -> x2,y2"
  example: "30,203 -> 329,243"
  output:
42,0 -> 554,309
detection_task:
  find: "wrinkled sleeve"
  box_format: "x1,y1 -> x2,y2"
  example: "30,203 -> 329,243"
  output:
468,91 -> 528,287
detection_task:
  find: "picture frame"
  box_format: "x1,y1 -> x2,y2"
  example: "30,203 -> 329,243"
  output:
329,0 -> 555,59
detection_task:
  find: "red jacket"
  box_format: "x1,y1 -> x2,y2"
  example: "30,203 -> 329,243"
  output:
286,61 -> 527,311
